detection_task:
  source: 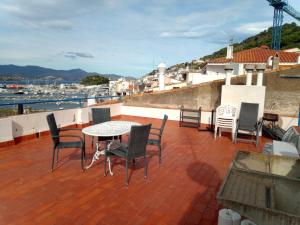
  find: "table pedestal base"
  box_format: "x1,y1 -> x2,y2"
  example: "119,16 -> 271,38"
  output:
85,141 -> 114,176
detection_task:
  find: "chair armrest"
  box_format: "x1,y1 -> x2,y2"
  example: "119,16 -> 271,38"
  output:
150,132 -> 161,137
53,135 -> 84,143
256,120 -> 263,130
151,127 -> 161,131
59,128 -> 82,132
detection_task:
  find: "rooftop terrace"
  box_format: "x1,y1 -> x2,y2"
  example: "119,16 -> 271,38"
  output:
0,115 -> 269,225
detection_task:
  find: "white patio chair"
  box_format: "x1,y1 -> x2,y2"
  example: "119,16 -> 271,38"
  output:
214,105 -> 238,141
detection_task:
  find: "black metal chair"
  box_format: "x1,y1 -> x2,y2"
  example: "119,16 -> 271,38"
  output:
234,102 -> 261,147
147,115 -> 168,163
46,113 -> 85,171
104,124 -> 152,186
91,108 -> 118,146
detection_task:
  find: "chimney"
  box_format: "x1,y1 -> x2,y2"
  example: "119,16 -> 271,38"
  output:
256,64 -> 266,86
272,53 -> 280,70
245,64 -> 255,86
224,65 -> 234,85
158,62 -> 166,91
226,44 -> 233,59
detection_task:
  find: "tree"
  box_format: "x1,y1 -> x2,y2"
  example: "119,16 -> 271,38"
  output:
80,75 -> 109,86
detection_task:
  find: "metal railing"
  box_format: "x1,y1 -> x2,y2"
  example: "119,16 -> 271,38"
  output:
0,95 -> 121,114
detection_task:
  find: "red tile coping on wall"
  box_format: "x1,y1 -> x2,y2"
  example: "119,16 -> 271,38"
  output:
0,140 -> 15,148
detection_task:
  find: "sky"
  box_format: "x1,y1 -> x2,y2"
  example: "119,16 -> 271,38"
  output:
0,0 -> 299,77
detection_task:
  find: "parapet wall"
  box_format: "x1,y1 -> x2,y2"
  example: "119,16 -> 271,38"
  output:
124,66 -> 300,118
124,80 -> 223,111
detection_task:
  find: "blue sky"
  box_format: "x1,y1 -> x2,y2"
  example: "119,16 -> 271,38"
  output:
0,0 -> 299,77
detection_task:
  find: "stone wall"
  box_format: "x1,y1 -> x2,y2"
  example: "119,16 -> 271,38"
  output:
124,66 -> 300,116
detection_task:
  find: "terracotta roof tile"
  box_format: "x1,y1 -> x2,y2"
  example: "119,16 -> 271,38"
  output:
209,47 -> 299,64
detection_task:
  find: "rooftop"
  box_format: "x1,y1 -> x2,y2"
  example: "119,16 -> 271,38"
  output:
208,46 -> 299,64
0,115 -> 269,225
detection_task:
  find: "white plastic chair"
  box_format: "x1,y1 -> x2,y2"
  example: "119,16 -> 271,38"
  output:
214,105 -> 237,141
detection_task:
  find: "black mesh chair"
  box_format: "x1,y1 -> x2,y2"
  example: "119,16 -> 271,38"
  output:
46,113 -> 85,171
104,124 -> 152,185
147,115 -> 168,163
234,102 -> 261,147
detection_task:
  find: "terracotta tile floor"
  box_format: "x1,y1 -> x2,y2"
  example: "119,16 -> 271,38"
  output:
0,115 -> 269,225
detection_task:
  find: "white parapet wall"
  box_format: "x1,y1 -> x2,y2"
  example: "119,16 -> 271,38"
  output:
0,118 -> 13,142
0,101 -> 298,143
121,105 -> 214,125
0,103 -> 123,141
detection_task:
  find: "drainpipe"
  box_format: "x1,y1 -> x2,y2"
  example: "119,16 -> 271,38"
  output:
298,105 -> 300,126
256,64 -> 266,86
224,65 -> 234,85
245,64 -> 255,86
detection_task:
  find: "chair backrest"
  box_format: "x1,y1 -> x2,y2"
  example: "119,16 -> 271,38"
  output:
46,113 -> 60,145
216,105 -> 237,119
159,115 -> 168,135
91,108 -> 111,125
238,102 -> 259,129
127,124 -> 152,157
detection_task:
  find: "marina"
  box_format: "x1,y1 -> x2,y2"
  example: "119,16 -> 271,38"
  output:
0,83 -> 112,113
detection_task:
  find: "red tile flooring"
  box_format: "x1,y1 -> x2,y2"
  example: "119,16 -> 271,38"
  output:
0,115 -> 269,225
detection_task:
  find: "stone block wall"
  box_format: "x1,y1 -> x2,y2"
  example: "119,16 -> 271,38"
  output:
125,66 -> 300,117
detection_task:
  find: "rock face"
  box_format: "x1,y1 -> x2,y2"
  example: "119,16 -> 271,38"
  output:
125,66 -> 300,117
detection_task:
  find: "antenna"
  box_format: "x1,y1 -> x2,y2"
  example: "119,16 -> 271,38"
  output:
229,36 -> 234,45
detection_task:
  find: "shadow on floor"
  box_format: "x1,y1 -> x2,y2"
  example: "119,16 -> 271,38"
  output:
178,161 -> 221,225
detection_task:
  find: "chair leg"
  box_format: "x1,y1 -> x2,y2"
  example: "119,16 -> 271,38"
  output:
56,148 -> 59,163
256,132 -> 259,147
81,147 -> 85,171
125,159 -> 129,186
158,145 -> 162,164
104,155 -> 107,176
234,130 -> 238,143
214,126 -> 217,139
51,147 -> 56,172
144,155 -> 148,179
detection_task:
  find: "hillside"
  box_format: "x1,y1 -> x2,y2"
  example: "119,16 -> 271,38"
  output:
143,23 -> 300,77
202,22 -> 300,60
0,65 -> 135,81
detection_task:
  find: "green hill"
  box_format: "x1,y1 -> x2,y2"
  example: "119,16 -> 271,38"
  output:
202,22 -> 300,60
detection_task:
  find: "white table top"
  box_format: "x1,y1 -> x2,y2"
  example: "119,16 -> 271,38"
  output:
82,121 -> 141,137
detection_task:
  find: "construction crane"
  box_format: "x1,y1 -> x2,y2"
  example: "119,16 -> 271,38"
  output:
266,0 -> 300,50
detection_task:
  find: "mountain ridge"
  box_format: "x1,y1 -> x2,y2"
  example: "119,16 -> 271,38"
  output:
0,64 -> 135,81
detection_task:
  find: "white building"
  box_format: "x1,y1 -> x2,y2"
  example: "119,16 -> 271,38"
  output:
206,45 -> 300,77
109,78 -> 134,96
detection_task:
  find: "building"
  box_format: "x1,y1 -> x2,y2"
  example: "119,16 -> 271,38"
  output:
206,45 -> 300,76
109,78 -> 135,96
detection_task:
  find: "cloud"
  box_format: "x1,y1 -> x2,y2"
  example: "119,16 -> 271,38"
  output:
0,0 -> 107,30
160,31 -> 205,39
235,21 -> 272,35
64,52 -> 94,59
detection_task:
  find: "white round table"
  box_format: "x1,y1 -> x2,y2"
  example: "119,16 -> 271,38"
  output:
82,121 -> 141,173
82,121 -> 140,137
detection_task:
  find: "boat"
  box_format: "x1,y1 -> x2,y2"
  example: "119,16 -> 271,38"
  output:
14,90 -> 25,95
